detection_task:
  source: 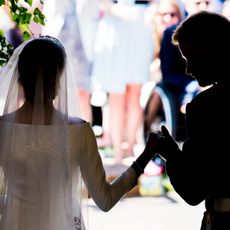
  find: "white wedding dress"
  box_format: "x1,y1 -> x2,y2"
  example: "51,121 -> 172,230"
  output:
0,121 -> 137,230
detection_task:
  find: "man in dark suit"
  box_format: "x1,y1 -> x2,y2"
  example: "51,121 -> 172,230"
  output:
157,11 -> 230,230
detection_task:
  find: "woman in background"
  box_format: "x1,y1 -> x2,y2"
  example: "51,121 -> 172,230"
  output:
92,0 -> 154,163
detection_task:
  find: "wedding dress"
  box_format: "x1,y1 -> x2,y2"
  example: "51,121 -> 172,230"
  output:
0,36 -> 137,230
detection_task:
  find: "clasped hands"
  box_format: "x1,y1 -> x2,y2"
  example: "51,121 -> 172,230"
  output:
145,125 -> 179,161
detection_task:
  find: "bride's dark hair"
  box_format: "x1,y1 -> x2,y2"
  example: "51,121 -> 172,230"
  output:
17,36 -> 66,102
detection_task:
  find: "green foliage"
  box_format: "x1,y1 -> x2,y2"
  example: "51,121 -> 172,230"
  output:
33,7 -> 45,25
0,0 -> 46,66
0,0 -> 5,6
0,29 -> 13,66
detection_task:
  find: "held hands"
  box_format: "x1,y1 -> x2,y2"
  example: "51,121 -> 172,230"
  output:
143,125 -> 179,161
135,125 -> 179,174
135,131 -> 165,172
144,131 -> 164,159
134,126 -> 179,175
158,125 -> 179,161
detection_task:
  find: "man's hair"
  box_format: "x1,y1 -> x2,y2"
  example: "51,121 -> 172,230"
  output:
172,11 -> 230,48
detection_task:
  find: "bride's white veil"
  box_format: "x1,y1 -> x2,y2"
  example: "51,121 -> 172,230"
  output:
0,36 -> 87,230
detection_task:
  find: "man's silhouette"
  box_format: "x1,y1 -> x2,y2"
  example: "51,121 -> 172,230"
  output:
156,11 -> 230,230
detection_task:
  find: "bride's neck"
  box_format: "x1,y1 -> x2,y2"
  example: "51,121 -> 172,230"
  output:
16,101 -> 55,124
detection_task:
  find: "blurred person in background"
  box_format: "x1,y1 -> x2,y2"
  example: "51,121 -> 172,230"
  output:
184,0 -> 222,15
149,0 -> 184,81
222,0 -> 230,20
0,5 -> 23,76
42,0 -> 99,123
143,0 -> 222,142
0,5 -> 23,49
92,0 -> 154,163
144,0 -> 188,142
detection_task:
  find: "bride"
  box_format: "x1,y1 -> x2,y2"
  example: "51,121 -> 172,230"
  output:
0,35 -> 160,230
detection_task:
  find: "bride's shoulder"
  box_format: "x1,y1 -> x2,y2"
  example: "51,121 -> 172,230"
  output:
68,116 -> 87,125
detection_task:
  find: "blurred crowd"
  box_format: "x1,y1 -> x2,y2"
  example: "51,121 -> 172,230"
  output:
0,0 -> 229,164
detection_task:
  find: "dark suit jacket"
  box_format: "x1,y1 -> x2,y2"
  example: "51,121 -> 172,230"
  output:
165,83 -> 230,229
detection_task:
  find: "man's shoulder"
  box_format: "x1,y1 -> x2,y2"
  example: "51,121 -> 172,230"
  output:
189,85 -> 217,109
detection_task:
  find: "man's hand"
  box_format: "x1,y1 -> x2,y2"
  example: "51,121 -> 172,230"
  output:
158,125 -> 179,161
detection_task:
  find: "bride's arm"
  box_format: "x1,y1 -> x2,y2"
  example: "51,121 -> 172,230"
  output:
80,123 -> 158,212
80,123 -> 137,212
